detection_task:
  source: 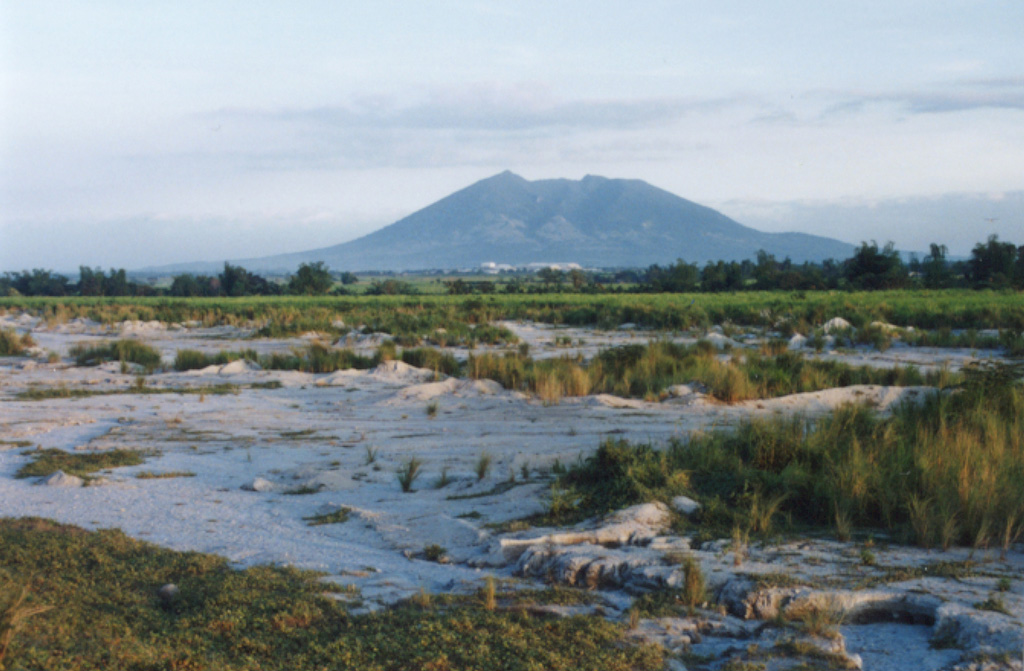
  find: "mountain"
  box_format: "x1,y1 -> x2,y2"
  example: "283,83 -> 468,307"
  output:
148,172 -> 855,273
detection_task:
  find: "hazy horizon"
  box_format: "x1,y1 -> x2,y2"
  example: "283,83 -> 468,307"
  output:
2,2 -> 1023,271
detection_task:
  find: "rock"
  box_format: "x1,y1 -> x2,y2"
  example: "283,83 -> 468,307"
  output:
242,477 -> 276,492
671,496 -> 701,516
157,583 -> 179,604
40,470 -> 84,488
788,333 -> 807,349
219,359 -> 261,375
823,317 -> 852,334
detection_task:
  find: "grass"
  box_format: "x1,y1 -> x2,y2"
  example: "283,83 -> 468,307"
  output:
15,449 -> 146,480
173,348 -> 259,371
4,290 -> 1023,335
475,452 -> 493,480
302,507 -> 351,526
468,340 -> 956,404
12,383 -> 240,401
396,457 -> 423,493
0,329 -> 34,356
69,339 -> 162,372
133,471 -> 195,480
0,517 -> 663,670
538,362 -> 1024,546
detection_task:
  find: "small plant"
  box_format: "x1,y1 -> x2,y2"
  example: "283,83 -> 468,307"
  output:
859,548 -> 876,566
422,544 -> 447,563
303,507 -> 351,526
481,575 -> 497,611
475,452 -> 492,481
134,471 -> 196,479
425,401 -> 439,418
974,594 -> 1012,616
411,587 -> 432,610
397,457 -> 423,493
995,577 -> 1012,593
0,329 -> 34,356
283,484 -> 324,496
520,462 -> 530,480
731,527 -> 748,567
681,556 -> 706,611
16,448 -> 146,479
364,445 -> 378,465
434,467 -> 452,489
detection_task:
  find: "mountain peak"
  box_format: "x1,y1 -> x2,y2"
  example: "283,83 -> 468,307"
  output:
158,173 -> 856,273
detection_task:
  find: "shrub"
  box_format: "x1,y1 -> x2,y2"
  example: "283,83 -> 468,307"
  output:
397,457 -> 423,493
0,329 -> 34,356
70,339 -> 162,372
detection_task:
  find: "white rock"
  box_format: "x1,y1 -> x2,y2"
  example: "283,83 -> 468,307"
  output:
242,477 -> 276,492
671,496 -> 701,516
788,333 -> 807,349
823,317 -> 852,334
40,470 -> 84,488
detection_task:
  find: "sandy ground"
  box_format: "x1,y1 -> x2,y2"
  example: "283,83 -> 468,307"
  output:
1,312 -> 1021,670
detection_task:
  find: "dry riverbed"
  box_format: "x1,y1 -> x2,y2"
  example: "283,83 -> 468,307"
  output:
1,312 -> 1021,670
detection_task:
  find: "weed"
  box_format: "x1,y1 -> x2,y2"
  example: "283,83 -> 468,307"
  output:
475,452 -> 492,481
70,339 -> 162,372
283,484 -> 324,496
364,446 -> 378,465
996,577 -> 1012,592
397,457 -> 423,493
974,595 -> 1012,616
681,557 -> 706,611
16,448 -> 146,479
134,471 -> 195,479
0,329 -> 34,356
303,508 -> 351,526
859,548 -> 876,566
425,401 -> 439,418
422,545 -> 447,563
434,467 -> 452,489
481,576 -> 497,611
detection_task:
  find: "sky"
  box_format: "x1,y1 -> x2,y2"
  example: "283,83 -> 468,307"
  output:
2,1 -> 1023,271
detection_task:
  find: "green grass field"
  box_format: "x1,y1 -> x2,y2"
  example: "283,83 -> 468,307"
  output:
2,290 -> 1023,336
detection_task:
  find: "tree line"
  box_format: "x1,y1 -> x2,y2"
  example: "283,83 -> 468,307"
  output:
0,262 -> 350,298
2,235 -> 1021,297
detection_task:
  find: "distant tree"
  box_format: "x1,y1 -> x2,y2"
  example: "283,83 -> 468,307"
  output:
104,268 -> 130,296
78,267 -> 103,296
646,259 -> 699,292
339,271 -> 359,285
568,268 -> 588,291
966,235 -> 1021,289
537,267 -> 564,290
844,241 -> 908,290
170,273 -> 217,297
921,243 -> 951,289
288,262 -> 333,295
2,269 -> 71,296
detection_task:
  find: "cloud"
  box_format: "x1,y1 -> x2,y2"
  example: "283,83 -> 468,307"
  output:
214,85 -> 747,133
818,77 -> 1024,117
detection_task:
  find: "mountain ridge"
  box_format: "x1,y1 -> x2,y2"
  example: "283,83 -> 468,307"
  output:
142,172 -> 855,273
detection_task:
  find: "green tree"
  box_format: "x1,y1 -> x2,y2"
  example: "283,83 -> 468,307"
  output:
288,262 -> 334,295
844,241 -> 907,290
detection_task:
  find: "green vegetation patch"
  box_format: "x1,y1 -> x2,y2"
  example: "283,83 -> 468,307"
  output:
0,518 -> 663,670
16,449 -> 146,479
12,383 -> 240,401
542,362 -> 1024,548
468,340 -> 956,404
303,508 -> 351,526
69,339 -> 162,372
0,328 -> 34,356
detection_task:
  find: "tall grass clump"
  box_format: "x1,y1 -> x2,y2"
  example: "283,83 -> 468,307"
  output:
397,457 -> 423,493
0,329 -> 34,356
261,343 -> 375,373
469,341 -> 955,404
69,339 -> 162,372
547,362 -> 1023,546
173,348 -> 259,371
